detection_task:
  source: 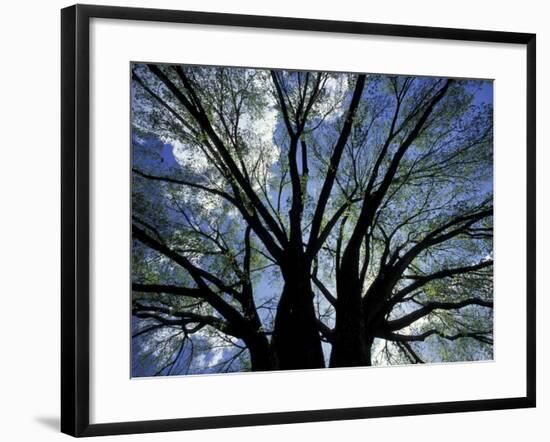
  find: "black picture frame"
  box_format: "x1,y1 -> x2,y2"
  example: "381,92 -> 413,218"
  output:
61,4 -> 536,437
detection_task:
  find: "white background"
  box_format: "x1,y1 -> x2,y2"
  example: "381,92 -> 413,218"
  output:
91,17 -> 526,424
0,0 -> 547,441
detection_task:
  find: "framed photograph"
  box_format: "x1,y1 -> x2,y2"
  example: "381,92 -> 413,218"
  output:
61,4 -> 536,437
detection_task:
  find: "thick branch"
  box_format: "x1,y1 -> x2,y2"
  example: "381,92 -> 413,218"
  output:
133,168 -> 236,203
147,64 -> 288,248
133,303 -> 235,336
394,260 -> 493,300
307,75 -> 366,257
317,319 -> 335,342
132,224 -> 247,329
133,283 -> 204,298
356,80 -> 453,243
382,329 -> 493,343
309,196 -> 361,257
393,209 -> 493,275
270,71 -> 295,137
398,341 -> 424,363
387,298 -> 493,331
312,275 -> 337,307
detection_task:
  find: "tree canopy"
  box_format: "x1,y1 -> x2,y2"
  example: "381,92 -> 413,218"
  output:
130,63 -> 493,376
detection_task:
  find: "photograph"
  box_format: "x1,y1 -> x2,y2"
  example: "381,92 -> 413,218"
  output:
0,0 -> 542,439
56,1 -> 538,438
130,63 -> 494,377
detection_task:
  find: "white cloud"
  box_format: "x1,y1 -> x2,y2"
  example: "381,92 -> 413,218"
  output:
169,138 -> 210,174
316,74 -> 350,122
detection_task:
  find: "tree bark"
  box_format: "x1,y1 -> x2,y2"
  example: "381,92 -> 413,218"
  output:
271,257 -> 325,370
330,253 -> 371,367
330,245 -> 390,367
245,334 -> 276,371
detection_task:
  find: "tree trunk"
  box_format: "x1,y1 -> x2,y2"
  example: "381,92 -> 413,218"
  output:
330,240 -> 372,367
246,334 -> 276,371
271,260 -> 325,370
330,271 -> 371,367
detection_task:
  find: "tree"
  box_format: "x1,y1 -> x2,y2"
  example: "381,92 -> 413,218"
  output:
130,63 -> 493,376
